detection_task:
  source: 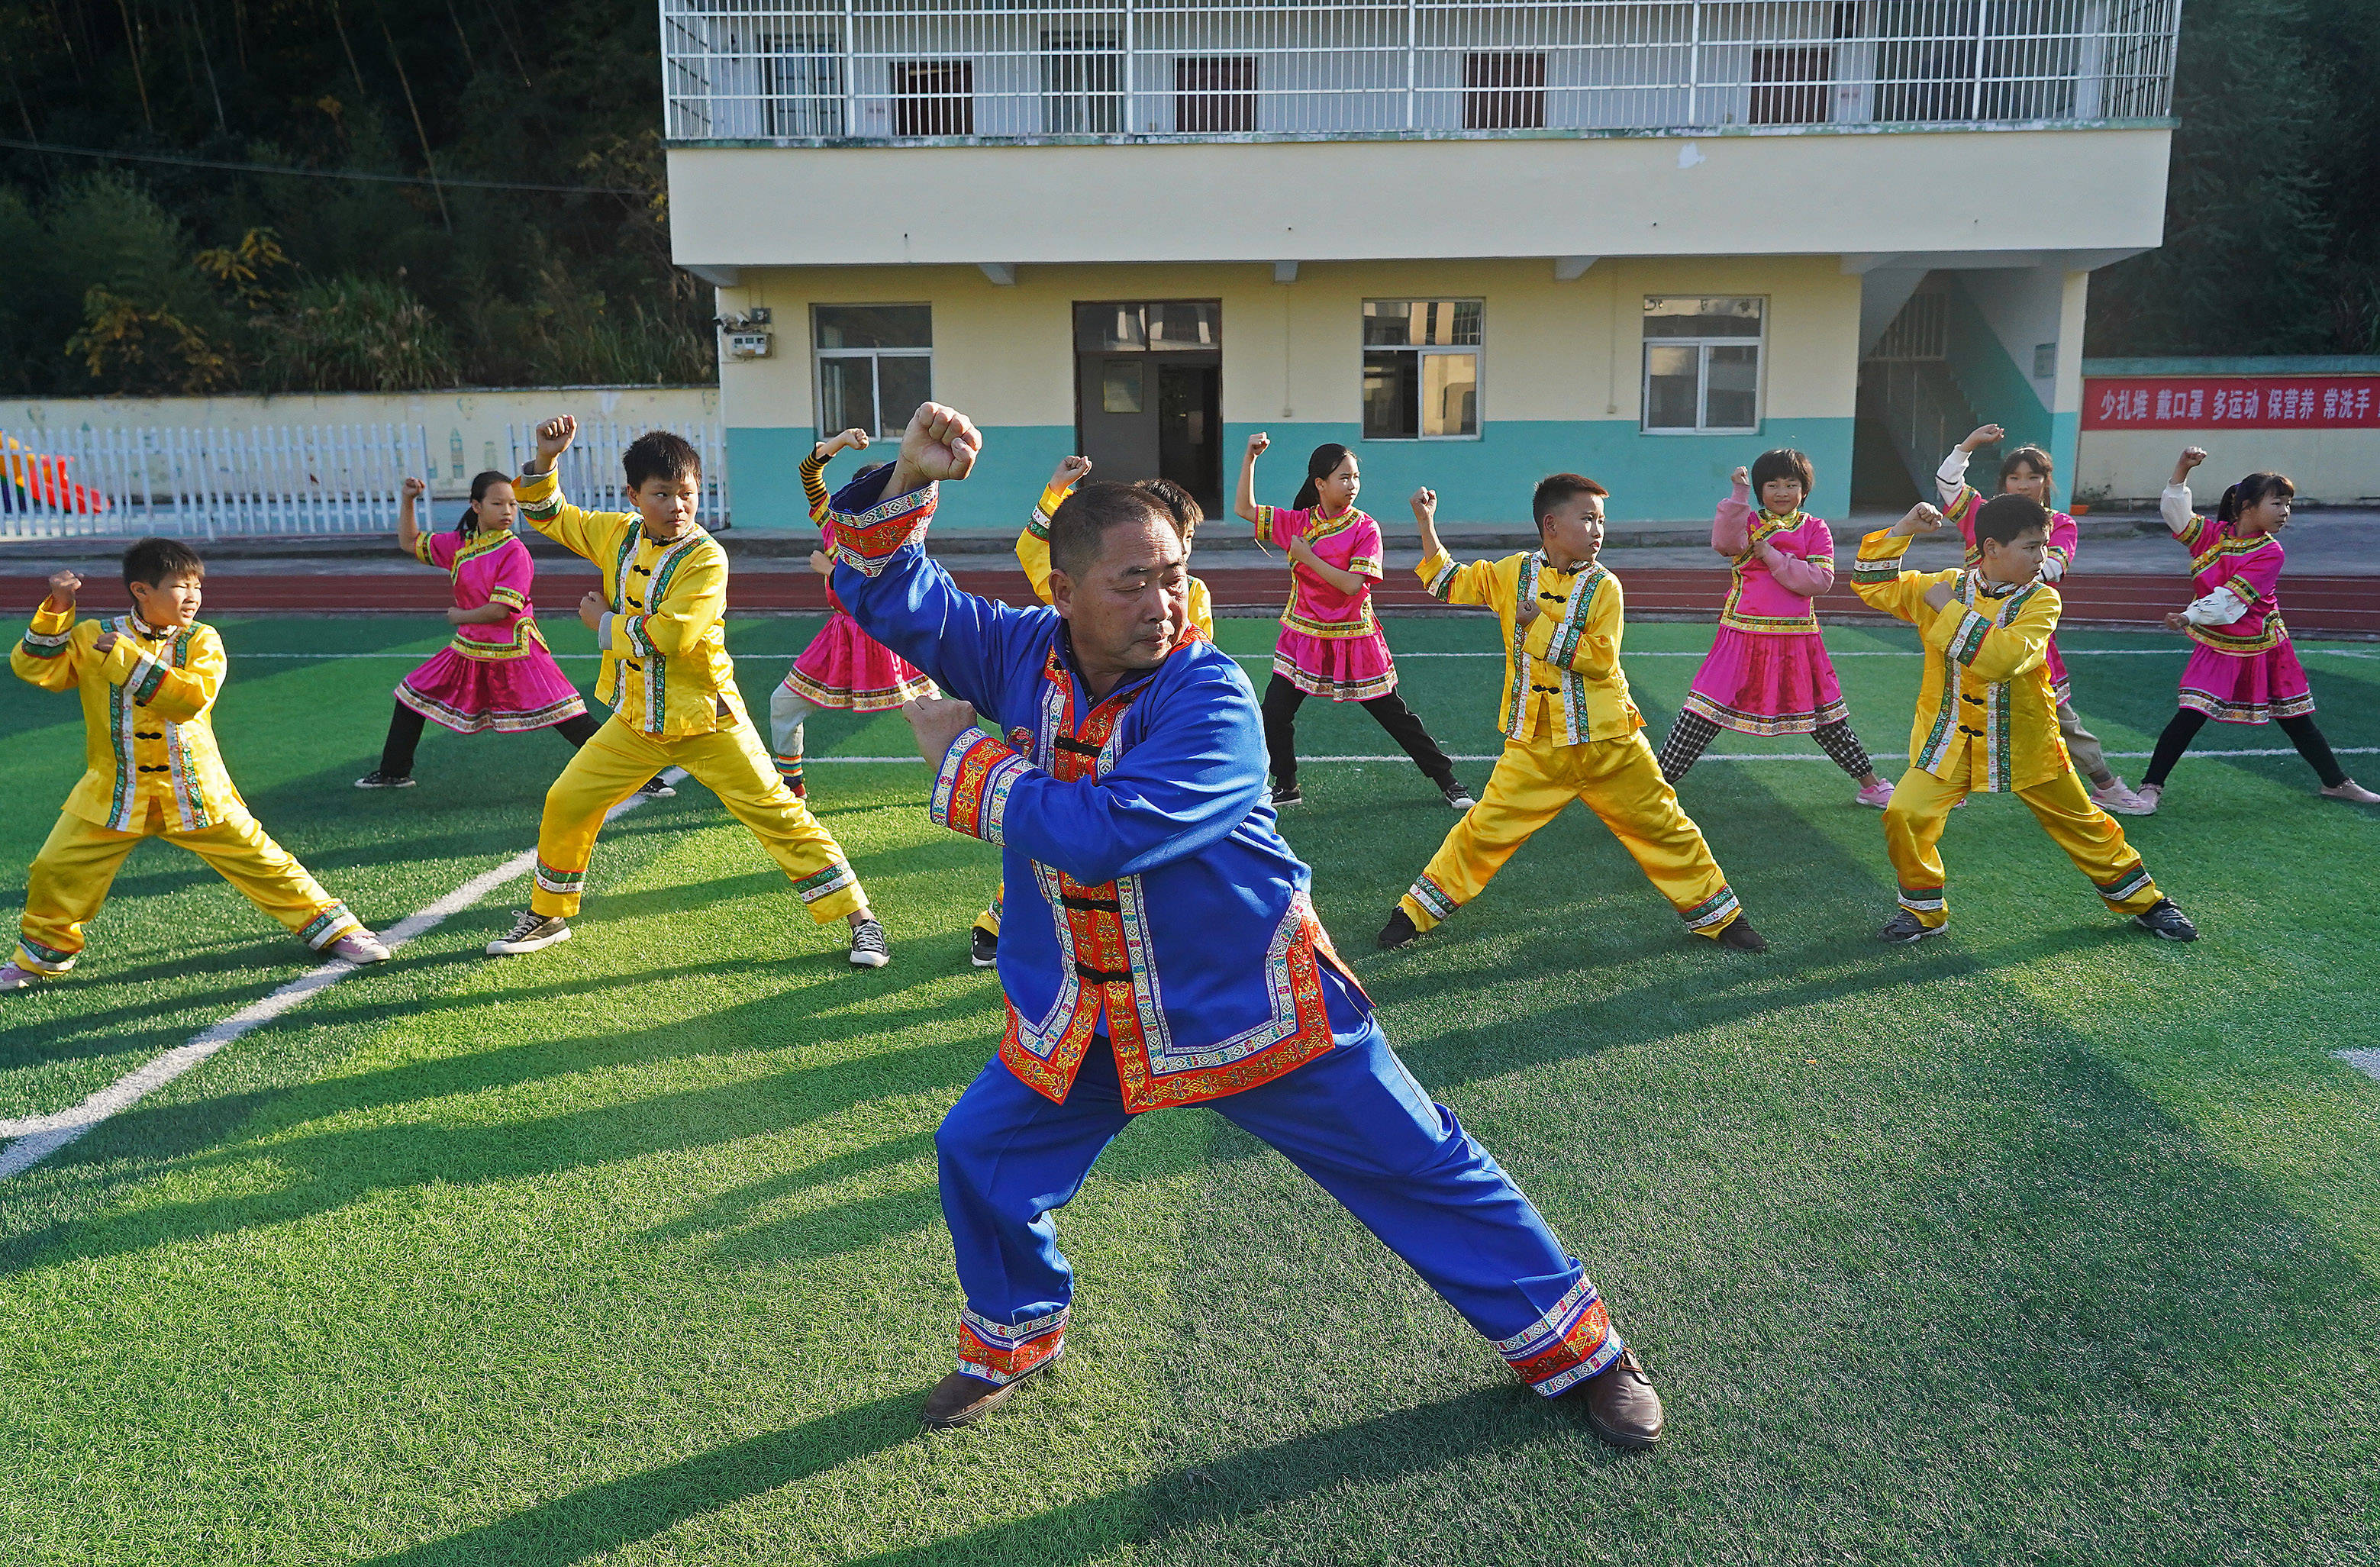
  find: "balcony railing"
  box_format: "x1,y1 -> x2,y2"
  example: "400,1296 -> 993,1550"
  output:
660,0 -> 2182,143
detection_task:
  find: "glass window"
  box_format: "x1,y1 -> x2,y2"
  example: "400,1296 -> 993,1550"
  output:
1075,301 -> 1222,353
1043,33 -> 1121,134
1640,297 -> 1764,432
814,305 -> 933,438
1362,300 -> 1482,439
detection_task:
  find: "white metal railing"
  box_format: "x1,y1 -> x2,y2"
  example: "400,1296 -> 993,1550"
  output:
660,0 -> 2181,142
504,421 -> 734,524
0,424 -> 435,541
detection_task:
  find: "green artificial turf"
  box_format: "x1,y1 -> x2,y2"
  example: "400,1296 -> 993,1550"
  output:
1,611 -> 2375,1565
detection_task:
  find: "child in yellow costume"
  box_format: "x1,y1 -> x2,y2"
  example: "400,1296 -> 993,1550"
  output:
4,540 -> 389,990
1850,492 -> 2198,943
967,456 -> 1216,968
1377,476 -> 1768,953
485,415 -> 889,968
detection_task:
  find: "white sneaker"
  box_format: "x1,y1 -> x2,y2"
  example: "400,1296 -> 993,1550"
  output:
2134,783 -> 2162,815
327,932 -> 392,964
2320,778 -> 2380,804
2091,775 -> 2155,816
487,910 -> 572,956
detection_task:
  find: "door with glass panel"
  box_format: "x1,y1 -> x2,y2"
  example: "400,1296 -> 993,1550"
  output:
1073,302 -> 1223,517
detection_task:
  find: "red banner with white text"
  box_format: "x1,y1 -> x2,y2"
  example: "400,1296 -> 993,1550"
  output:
2082,376 -> 2380,430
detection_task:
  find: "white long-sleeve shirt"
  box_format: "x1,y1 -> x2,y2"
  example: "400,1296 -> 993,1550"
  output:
2162,482 -> 2249,626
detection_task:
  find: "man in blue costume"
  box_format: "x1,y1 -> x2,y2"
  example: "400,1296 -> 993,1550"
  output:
834,403 -> 1665,1448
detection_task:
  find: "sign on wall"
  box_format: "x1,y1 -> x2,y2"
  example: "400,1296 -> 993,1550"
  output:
2082,376 -> 2380,430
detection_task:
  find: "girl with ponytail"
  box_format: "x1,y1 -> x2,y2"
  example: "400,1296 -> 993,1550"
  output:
2136,447 -> 2377,808
1234,434 -> 1470,811
356,468 -> 659,795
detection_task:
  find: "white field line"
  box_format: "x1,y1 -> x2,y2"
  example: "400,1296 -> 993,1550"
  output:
0,769 -> 689,1181
2337,1051 -> 2380,1083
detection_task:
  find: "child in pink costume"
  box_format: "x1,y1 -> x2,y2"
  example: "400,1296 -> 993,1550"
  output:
2137,448 -> 2378,809
356,472 -> 619,790
1657,450 -> 1892,806
1936,424 -> 2149,814
1234,434 -> 1470,811
767,428 -> 937,798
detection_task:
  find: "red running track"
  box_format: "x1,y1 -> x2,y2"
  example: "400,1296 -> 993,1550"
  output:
8,566 -> 2375,635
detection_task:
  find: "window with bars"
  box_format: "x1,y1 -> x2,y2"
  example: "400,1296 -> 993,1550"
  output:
1642,298 -> 1763,434
1363,300 -> 1482,440
1463,53 -> 1546,131
1176,56 -> 1257,133
759,34 -> 843,137
814,305 -> 933,439
1043,32 -> 1121,134
1750,47 -> 1830,127
892,60 -> 972,137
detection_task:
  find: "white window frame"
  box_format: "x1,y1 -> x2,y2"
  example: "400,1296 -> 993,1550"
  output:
1640,295 -> 1766,435
1362,298 -> 1485,443
813,305 -> 934,440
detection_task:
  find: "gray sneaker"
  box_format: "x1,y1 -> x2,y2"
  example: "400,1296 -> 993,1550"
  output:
848,917 -> 891,969
486,910 -> 571,956
1877,909 -> 1946,944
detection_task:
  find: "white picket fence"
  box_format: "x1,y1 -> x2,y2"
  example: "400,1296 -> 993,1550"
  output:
0,419 -> 732,540
504,421 -> 734,524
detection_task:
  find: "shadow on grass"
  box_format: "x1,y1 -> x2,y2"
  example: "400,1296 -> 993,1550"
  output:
358,1391 -> 923,1567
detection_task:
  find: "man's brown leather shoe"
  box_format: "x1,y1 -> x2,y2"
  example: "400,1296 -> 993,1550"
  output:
1569,1348 -> 1664,1449
920,1349 -> 1062,1430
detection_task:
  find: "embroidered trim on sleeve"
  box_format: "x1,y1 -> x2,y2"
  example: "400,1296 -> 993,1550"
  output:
930,727 -> 1032,844
830,482 -> 937,577
1946,609 -> 1993,666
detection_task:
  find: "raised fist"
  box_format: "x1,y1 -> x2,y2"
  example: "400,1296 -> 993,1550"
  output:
400,476 -> 427,501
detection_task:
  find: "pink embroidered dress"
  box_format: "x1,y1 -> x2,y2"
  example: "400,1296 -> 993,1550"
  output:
1681,488 -> 1849,735
1945,474 -> 2079,705
1255,502 -> 1398,701
396,528 -> 586,734
2169,505 -> 2313,724
781,447 -> 937,711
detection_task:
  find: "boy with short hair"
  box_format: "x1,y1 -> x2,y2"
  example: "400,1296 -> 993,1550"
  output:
489,415 -> 890,966
3,539 -> 389,990
1852,494 -> 2198,943
1378,476 -> 1766,953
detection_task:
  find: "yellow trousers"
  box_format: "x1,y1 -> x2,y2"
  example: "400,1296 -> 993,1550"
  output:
1399,730 -> 1740,938
17,804 -> 361,973
531,712 -> 864,924
1882,765 -> 2159,929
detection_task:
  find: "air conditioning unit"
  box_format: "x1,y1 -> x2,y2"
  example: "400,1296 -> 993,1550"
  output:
727,331 -> 773,360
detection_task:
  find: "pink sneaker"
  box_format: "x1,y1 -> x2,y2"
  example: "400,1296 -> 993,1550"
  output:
2134,783 -> 2162,815
1854,780 -> 1895,809
2091,775 -> 2156,816
327,932 -> 392,964
0,960 -> 44,991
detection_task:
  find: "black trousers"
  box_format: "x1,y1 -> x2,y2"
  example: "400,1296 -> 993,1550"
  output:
379,702 -> 604,779
2143,707 -> 2346,789
1260,674 -> 1456,792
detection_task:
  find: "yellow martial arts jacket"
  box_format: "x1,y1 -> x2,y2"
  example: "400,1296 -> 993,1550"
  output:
11,606 -> 249,832
1018,482 -> 1214,637
515,468 -> 742,737
1417,547 -> 1641,744
1850,530 -> 2070,792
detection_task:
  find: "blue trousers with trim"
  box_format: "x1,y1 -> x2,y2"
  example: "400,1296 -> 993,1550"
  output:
934,1014 -> 1611,1379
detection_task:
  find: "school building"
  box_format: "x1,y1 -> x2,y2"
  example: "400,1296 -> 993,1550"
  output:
656,1 -> 2185,531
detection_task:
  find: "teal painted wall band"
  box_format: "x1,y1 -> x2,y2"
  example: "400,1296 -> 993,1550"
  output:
728,418 -> 1857,530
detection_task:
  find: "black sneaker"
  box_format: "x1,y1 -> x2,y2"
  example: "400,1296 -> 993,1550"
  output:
1376,908 -> 1420,950
969,926 -> 998,969
1442,780 -> 1478,811
1715,917 -> 1769,953
2131,897 -> 2199,942
848,917 -> 891,968
1876,909 -> 1946,945
487,910 -> 570,956
353,770 -> 415,789
637,775 -> 677,799
1270,782 -> 1303,808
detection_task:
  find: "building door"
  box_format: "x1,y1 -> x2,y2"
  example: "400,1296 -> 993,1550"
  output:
1073,301 -> 1223,517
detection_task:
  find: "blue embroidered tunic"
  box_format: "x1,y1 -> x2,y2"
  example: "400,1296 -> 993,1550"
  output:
830,467 -> 1366,1110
